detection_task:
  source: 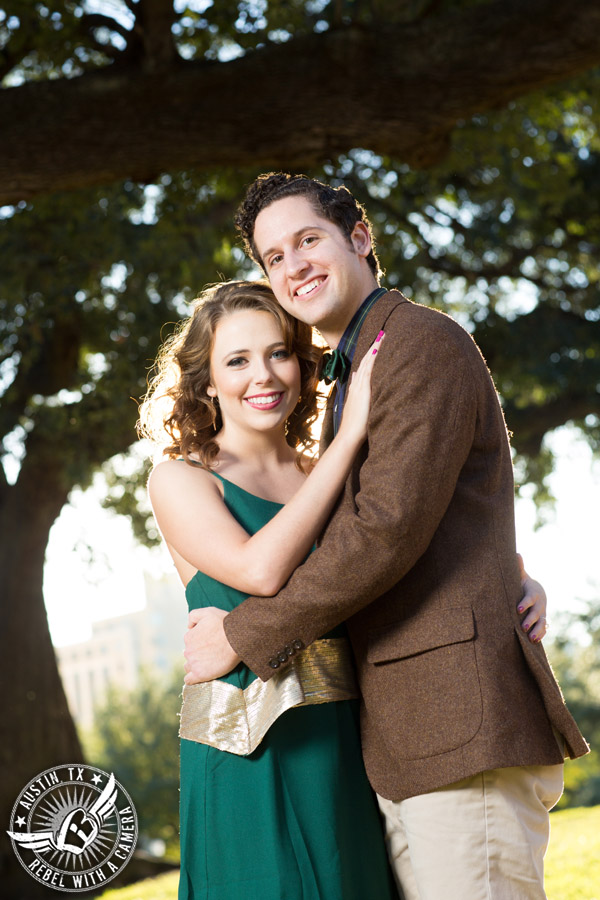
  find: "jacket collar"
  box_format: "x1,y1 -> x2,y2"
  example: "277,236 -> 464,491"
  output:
319,290 -> 409,452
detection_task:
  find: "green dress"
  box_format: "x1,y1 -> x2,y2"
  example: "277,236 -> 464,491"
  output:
179,473 -> 397,900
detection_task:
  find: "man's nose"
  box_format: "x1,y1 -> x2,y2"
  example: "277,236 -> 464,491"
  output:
285,248 -> 309,279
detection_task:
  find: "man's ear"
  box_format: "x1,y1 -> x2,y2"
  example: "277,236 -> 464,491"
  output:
350,221 -> 372,259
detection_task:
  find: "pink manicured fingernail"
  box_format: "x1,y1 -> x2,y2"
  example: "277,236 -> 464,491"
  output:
372,348 -> 378,355
518,606 -> 524,613
376,331 -> 385,341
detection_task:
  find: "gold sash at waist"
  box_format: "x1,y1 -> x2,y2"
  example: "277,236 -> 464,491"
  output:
178,637 -> 359,756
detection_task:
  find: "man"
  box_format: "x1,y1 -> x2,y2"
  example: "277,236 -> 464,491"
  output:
184,173 -> 588,898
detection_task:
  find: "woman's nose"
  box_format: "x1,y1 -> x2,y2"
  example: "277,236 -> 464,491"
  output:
252,359 -> 273,384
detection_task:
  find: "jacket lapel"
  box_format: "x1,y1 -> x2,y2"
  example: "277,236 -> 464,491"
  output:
319,389 -> 336,453
318,291 -> 408,452
352,290 -> 409,371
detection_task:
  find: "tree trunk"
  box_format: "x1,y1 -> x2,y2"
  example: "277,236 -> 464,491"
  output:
1,0 -> 600,204
0,465 -> 83,897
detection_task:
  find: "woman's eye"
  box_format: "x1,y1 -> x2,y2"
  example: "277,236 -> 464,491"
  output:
227,356 -> 247,367
272,349 -> 290,360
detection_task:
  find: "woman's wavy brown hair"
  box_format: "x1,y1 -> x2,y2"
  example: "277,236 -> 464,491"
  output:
139,280 -> 323,468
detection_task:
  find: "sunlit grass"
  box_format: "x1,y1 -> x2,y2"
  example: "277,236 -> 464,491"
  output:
98,806 -> 600,900
546,805 -> 600,900
98,870 -> 178,900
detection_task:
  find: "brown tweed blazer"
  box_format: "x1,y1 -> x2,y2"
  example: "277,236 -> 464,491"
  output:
224,290 -> 588,801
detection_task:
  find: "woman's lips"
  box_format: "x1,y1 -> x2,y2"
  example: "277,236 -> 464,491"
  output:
244,392 -> 284,410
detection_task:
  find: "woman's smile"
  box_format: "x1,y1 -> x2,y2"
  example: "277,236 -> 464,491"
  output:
207,309 -> 301,434
244,391 -> 285,410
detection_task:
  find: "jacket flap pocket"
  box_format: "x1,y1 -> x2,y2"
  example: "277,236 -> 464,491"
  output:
367,607 -> 475,664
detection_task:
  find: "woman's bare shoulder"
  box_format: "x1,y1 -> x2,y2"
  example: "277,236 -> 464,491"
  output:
148,457 -> 222,499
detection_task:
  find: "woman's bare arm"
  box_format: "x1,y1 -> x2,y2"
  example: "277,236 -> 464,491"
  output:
149,335 -> 384,595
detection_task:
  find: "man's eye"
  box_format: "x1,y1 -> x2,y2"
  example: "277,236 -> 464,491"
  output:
301,236 -> 317,247
269,254 -> 283,267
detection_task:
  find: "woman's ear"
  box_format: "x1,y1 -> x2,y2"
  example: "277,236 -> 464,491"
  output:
206,384 -> 217,398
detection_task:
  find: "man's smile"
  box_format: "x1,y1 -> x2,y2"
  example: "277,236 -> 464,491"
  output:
295,277 -> 326,298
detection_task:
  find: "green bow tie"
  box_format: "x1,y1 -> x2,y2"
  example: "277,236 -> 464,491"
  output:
320,349 -> 350,385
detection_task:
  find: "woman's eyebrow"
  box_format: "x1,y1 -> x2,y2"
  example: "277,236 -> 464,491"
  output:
222,341 -> 286,360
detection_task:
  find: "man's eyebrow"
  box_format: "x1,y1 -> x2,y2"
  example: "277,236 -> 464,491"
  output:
261,225 -> 325,262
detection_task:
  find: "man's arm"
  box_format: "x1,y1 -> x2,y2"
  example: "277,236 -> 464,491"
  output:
184,307 -> 549,684
183,566 -> 549,683
218,305 -> 481,680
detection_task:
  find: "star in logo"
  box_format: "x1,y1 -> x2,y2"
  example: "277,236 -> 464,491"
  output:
8,773 -> 117,856
7,764 -> 138,893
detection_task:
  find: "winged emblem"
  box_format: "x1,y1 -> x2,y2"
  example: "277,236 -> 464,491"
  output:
8,773 -> 118,856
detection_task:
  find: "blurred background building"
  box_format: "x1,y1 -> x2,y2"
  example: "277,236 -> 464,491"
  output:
56,573 -> 187,728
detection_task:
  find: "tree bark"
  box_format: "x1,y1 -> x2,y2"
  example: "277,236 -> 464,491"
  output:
0,456 -> 84,896
2,0 -> 600,204
0,352 -> 149,894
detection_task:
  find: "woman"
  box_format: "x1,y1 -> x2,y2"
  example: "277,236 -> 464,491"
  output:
140,279 -> 398,899
140,280 -> 547,899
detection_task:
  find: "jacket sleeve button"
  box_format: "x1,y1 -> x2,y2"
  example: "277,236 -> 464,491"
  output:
278,651 -> 288,664
269,658 -> 281,669
292,639 -> 304,651
284,645 -> 294,657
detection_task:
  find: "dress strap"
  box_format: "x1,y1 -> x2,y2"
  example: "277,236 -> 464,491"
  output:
176,456 -> 225,481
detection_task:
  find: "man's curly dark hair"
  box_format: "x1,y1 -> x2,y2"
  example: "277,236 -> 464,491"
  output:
234,172 -> 381,280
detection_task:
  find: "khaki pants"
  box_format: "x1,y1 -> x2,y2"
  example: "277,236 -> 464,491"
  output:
377,762 -> 564,900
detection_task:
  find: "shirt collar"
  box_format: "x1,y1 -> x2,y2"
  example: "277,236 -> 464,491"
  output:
336,287 -> 386,363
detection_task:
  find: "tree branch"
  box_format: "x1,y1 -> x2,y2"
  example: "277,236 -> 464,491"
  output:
1,0 -> 599,204
506,392 -> 600,457
419,0 -> 447,19
81,13 -> 134,46
87,36 -> 124,61
0,15 -> 40,81
418,241 -> 541,282
0,451 -> 8,506
134,0 -> 178,72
